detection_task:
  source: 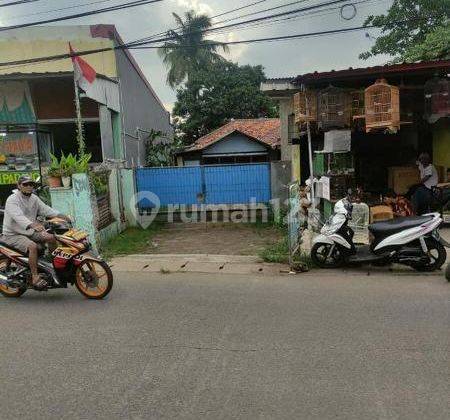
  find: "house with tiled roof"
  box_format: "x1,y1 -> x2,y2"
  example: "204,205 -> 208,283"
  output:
177,118 -> 281,166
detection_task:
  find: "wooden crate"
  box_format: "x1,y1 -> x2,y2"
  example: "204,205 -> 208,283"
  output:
365,79 -> 400,133
388,166 -> 420,195
370,205 -> 394,223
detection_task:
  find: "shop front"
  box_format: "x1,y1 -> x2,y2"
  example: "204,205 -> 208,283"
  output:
0,125 -> 52,193
0,74 -> 120,205
289,60 -> 450,224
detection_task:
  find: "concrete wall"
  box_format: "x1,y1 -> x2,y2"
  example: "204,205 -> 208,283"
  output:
0,26 -> 117,77
114,48 -> 173,167
50,173 -> 100,250
271,161 -> 292,205
279,98 -> 294,162
120,168 -> 138,227
49,171 -> 131,252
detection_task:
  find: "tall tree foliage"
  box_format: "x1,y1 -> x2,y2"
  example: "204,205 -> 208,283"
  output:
360,0 -> 450,61
173,61 -> 278,144
158,11 -> 229,88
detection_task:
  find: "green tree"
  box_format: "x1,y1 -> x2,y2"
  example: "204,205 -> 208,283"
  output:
144,129 -> 183,167
158,11 -> 229,88
173,60 -> 278,144
360,0 -> 450,62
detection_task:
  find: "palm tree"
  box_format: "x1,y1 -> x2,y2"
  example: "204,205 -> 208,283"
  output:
158,11 -> 229,88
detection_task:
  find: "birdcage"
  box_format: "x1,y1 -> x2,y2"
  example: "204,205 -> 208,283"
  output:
293,91 -> 317,124
351,90 -> 365,119
424,77 -> 449,124
318,86 -> 352,130
364,79 -> 400,133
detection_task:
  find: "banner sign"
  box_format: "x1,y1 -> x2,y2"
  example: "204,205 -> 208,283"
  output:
0,171 -> 40,185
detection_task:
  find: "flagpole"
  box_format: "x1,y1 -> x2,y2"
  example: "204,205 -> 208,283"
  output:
73,73 -> 86,156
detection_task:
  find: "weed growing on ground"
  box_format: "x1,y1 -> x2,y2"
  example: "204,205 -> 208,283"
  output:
101,223 -> 164,260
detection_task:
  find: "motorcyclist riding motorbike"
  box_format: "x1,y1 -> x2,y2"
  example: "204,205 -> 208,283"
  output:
1,176 -> 70,290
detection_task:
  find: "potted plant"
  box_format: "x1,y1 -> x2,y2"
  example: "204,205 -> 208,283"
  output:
47,154 -> 62,188
60,153 -> 78,188
75,153 -> 92,174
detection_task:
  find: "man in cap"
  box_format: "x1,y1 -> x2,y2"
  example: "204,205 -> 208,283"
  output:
1,175 -> 70,290
413,153 -> 439,215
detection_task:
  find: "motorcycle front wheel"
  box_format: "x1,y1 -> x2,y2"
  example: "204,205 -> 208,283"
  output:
0,258 -> 27,298
311,243 -> 343,268
75,260 -> 113,299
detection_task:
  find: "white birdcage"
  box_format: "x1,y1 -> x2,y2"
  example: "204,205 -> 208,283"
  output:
348,202 -> 370,244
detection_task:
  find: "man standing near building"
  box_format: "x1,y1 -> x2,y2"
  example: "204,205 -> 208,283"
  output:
414,153 -> 439,215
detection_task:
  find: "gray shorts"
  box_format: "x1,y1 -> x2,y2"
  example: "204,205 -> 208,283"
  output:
1,232 -> 47,254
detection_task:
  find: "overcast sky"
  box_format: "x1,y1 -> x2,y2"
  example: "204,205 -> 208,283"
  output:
1,0 -> 392,112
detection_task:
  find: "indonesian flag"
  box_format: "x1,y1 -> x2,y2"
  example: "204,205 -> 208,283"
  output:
69,43 -> 97,91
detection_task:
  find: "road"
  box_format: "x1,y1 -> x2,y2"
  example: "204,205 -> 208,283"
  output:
0,270 -> 449,419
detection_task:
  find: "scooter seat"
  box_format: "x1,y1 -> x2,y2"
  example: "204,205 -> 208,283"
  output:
368,215 -> 433,236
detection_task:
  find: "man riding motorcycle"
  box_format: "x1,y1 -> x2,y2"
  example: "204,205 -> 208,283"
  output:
1,176 -> 70,290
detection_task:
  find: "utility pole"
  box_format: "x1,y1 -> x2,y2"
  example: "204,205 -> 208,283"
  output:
304,89 -> 315,210
73,74 -> 85,156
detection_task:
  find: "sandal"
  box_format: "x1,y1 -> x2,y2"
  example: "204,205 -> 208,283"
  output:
32,277 -> 48,291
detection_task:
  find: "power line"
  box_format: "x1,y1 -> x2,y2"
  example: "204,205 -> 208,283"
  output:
207,0 -> 382,38
131,23 -> 381,48
214,0 -> 311,25
127,0 -> 272,46
6,0 -> 121,21
0,16 -> 431,69
0,0 -> 41,7
0,0 -> 164,32
128,0 -> 348,45
127,0 -> 355,48
212,0 -> 269,19
195,0 -> 354,38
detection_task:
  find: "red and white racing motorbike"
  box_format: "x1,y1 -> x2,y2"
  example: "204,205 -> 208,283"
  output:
0,217 -> 113,299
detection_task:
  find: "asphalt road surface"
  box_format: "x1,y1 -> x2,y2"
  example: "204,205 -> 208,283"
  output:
0,270 -> 449,419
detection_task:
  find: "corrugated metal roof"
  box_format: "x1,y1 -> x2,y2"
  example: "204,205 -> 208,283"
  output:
293,60 -> 450,84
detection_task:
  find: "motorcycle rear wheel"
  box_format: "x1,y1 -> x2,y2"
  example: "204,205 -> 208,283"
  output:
311,243 -> 343,268
0,259 -> 27,298
412,238 -> 447,272
75,260 -> 113,299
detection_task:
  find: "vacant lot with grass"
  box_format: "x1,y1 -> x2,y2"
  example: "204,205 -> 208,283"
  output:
102,222 -> 284,260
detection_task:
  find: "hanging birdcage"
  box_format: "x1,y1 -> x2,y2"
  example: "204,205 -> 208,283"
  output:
364,79 -> 400,133
351,90 -> 365,119
318,86 -> 351,130
424,77 -> 449,124
293,91 -> 317,124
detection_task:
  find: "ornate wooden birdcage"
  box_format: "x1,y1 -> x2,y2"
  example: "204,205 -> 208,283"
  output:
424,77 -> 449,123
364,79 -> 400,133
351,90 -> 365,119
293,91 -> 317,124
318,86 -> 351,130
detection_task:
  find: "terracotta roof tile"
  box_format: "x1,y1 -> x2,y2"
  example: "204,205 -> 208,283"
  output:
185,118 -> 281,151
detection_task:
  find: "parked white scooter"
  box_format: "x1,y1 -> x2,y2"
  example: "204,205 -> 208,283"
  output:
311,196 -> 448,272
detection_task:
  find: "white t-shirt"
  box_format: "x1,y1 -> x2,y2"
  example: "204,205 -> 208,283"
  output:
418,163 -> 438,189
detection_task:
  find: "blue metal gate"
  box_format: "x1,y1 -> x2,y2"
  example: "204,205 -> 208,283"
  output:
135,163 -> 271,209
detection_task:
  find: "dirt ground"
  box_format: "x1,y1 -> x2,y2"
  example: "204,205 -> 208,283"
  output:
144,223 -> 283,255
